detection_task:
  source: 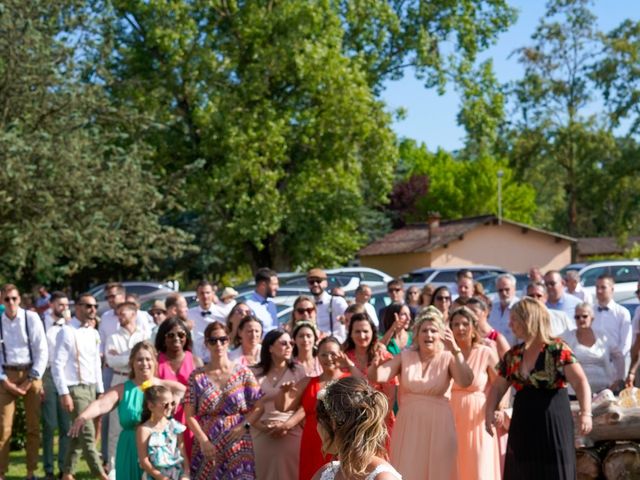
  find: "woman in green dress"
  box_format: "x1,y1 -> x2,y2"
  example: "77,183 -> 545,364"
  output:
69,341 -> 185,479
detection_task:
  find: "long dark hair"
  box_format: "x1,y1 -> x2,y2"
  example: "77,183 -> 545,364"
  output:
140,385 -> 170,424
254,329 -> 295,376
154,317 -> 192,354
382,303 -> 411,333
292,321 -> 319,357
342,313 -> 378,363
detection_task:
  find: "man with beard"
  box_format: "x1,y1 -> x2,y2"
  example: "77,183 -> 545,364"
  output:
245,268 -> 279,334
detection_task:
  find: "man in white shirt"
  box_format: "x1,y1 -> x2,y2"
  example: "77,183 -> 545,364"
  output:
42,291 -> 73,480
526,282 -> 574,340
354,284 -> 379,327
544,270 -> 582,319
245,268 -> 279,333
0,284 -> 48,480
593,274 -> 632,385
53,293 -> 108,480
104,301 -> 149,472
188,282 -> 228,361
565,270 -> 593,304
307,268 -> 348,341
488,273 -> 520,345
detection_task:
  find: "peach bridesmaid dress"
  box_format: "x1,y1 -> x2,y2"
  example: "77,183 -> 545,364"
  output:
390,349 -> 458,480
451,344 -> 501,480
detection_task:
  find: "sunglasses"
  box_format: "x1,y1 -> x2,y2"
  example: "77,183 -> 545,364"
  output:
436,296 -> 451,301
277,340 -> 295,347
574,314 -> 590,319
82,303 -> 98,309
307,278 -> 323,285
295,307 -> 315,315
166,331 -> 187,340
207,336 -> 229,346
3,296 -> 18,303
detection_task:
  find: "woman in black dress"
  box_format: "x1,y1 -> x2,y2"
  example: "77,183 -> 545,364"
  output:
485,297 -> 592,479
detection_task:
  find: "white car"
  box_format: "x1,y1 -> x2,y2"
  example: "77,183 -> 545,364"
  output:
578,260 -> 640,302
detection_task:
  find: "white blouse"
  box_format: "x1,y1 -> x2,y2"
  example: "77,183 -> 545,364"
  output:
564,329 -> 615,394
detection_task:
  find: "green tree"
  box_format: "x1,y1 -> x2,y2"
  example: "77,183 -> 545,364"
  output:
506,0 -> 619,236
105,0 -> 516,272
398,140 -> 536,223
0,0 -> 195,287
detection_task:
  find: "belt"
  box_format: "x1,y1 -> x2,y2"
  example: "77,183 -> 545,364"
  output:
4,364 -> 32,372
112,370 -> 129,377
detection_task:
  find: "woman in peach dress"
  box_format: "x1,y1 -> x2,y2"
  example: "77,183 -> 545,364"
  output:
369,306 -> 473,480
449,307 -> 501,480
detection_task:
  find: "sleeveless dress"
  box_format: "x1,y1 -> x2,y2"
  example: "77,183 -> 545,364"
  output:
252,364 -> 307,480
299,375 -> 347,480
345,349 -> 397,442
390,350 -> 458,480
450,345 -> 501,480
186,364 -> 262,480
116,380 -> 144,480
319,461 -> 402,480
143,418 -> 186,480
157,351 -> 196,459
498,339 -> 577,480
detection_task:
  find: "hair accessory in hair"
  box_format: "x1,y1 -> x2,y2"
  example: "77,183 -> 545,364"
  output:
139,380 -> 154,392
294,321 -> 318,335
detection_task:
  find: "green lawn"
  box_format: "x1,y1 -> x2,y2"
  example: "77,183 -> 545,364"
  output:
7,445 -> 94,480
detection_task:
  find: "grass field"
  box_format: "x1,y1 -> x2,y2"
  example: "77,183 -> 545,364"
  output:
6,445 -> 94,480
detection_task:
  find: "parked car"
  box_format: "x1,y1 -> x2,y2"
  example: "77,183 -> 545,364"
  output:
280,267 -> 392,291
578,260 -> 640,302
89,281 -> 176,314
401,265 -> 507,287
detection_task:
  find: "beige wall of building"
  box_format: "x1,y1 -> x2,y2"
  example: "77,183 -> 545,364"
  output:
430,224 -> 571,273
360,252 -> 431,278
360,223 -> 572,276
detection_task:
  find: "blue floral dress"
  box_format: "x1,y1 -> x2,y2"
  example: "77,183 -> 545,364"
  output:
143,418 -> 186,480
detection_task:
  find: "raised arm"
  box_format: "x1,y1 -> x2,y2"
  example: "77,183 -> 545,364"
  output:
275,377 -> 310,412
368,351 -> 401,384
68,383 -> 123,437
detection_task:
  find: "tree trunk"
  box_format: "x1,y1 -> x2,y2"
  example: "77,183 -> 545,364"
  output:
577,448 -> 602,480
603,442 -> 640,479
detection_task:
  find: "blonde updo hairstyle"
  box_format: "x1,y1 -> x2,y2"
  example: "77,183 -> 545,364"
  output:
316,377 -> 388,477
412,306 -> 446,350
449,306 -> 480,344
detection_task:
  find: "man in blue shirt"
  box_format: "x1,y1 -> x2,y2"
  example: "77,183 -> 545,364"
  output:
245,268 -> 279,333
544,270 -> 581,319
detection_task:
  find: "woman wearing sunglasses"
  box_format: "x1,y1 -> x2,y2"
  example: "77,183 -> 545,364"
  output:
287,296 -> 318,332
250,330 -> 307,479
185,321 -> 263,479
155,317 -> 203,460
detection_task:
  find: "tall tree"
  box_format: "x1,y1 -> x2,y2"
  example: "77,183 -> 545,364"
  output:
105,0 -> 516,272
0,0 -> 195,287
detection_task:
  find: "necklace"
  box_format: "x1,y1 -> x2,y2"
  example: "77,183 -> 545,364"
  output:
269,366 -> 288,387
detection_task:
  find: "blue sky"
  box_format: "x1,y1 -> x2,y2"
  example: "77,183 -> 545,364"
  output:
381,0 -> 640,151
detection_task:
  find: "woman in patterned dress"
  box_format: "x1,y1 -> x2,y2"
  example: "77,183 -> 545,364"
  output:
185,321 -> 263,480
485,297 -> 593,480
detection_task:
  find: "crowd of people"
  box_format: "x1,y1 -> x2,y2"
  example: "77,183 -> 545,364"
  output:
1,264 -> 638,479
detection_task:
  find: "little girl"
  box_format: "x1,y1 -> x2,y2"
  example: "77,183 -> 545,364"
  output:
136,385 -> 190,480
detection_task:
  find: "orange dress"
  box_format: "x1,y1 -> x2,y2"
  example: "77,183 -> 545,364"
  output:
390,349 -> 458,480
450,345 -> 501,480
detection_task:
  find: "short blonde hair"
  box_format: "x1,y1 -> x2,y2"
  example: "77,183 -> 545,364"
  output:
511,297 -> 553,344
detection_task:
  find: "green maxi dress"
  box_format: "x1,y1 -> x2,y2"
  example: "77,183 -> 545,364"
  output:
115,380 -> 144,479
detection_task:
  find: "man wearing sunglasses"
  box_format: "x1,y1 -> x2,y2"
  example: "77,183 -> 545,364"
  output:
307,268 -> 348,341
52,293 -> 108,480
0,284 -> 48,480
